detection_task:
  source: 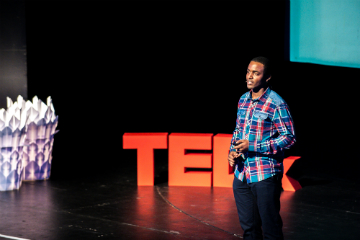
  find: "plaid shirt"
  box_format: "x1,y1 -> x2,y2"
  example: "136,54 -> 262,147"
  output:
230,88 -> 296,183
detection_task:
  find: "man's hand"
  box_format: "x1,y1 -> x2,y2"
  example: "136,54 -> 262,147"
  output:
228,140 -> 249,167
234,139 -> 249,153
228,151 -> 239,167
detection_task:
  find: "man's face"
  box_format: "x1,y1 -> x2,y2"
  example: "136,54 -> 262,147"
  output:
246,61 -> 270,90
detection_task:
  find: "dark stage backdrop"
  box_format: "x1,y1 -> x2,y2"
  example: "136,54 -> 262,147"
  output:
24,1 -> 358,183
0,0 -> 27,108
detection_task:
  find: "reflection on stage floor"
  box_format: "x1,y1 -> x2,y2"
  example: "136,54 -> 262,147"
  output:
0,170 -> 359,240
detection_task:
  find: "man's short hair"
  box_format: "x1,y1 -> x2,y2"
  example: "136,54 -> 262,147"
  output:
251,56 -> 271,78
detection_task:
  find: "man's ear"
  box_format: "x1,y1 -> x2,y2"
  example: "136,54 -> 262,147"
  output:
266,75 -> 271,83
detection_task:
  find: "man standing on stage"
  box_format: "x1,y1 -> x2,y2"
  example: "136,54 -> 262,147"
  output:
228,56 -> 296,240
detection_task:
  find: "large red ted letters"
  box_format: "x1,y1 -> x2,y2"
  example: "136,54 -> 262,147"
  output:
123,133 -> 301,191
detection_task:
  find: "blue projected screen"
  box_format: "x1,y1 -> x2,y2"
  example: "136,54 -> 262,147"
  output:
290,0 -> 360,68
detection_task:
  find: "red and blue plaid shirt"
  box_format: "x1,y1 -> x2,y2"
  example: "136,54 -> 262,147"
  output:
230,88 -> 296,183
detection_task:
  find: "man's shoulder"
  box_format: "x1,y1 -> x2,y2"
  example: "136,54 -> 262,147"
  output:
268,89 -> 287,106
239,91 -> 251,100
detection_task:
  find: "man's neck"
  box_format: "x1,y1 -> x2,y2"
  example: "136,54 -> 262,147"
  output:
251,87 -> 267,100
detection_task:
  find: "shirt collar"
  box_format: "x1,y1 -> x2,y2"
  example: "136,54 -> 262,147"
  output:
247,87 -> 271,103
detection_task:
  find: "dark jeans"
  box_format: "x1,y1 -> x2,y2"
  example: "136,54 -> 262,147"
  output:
233,175 -> 284,240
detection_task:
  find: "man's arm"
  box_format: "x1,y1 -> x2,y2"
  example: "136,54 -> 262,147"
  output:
249,103 -> 296,155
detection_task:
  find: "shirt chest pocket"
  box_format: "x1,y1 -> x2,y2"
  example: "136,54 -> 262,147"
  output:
253,111 -> 269,121
237,109 -> 247,120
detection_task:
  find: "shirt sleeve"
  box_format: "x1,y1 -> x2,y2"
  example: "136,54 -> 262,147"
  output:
250,103 -> 296,154
229,129 -> 240,152
229,97 -> 243,152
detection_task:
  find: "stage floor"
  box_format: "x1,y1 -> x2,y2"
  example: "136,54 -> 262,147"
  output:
0,170 -> 359,240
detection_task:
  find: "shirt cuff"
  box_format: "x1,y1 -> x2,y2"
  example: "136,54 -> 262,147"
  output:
249,141 -> 269,153
258,142 -> 270,153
